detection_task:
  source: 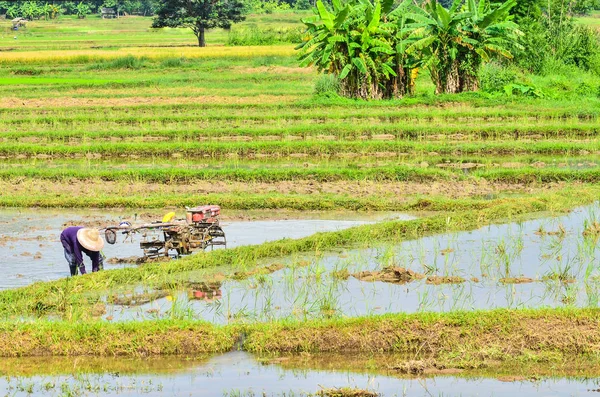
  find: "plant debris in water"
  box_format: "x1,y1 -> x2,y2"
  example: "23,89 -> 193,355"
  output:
352,267 -> 425,284
425,275 -> 466,285
583,221 -> 600,237
499,277 -> 536,284
106,256 -> 171,265
331,269 -> 350,280
109,290 -> 169,306
231,263 -> 284,280
388,359 -> 464,375
316,387 -> 380,397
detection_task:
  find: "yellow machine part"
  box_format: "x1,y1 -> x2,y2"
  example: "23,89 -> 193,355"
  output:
162,211 -> 176,223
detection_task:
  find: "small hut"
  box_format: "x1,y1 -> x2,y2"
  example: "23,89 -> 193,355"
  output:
101,8 -> 116,18
12,18 -> 27,29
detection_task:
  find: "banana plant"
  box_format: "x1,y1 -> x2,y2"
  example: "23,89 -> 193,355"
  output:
459,0 -> 523,90
405,0 -> 521,93
404,0 -> 473,93
298,0 -> 398,99
385,0 -> 421,96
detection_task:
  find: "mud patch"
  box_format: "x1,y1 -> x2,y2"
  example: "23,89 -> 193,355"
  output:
353,267 -> 425,284
62,219 -> 119,228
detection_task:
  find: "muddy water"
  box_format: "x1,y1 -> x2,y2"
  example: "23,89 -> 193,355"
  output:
1,351 -> 598,396
107,203 -> 600,323
0,209 -> 413,290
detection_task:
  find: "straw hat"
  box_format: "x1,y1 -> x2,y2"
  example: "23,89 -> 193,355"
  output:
77,228 -> 105,252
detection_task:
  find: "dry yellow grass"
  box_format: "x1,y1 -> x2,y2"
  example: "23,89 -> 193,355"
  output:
0,45 -> 296,64
0,94 -> 299,108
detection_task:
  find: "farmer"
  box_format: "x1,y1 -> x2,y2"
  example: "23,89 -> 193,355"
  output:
60,227 -> 105,276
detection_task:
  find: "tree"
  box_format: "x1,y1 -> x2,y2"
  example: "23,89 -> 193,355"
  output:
298,0 -> 413,99
153,0 -> 246,47
21,1 -> 43,20
405,0 -> 521,93
76,1 -> 92,18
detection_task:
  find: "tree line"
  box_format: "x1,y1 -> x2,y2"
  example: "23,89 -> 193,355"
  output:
0,0 -> 311,20
0,1 -> 160,18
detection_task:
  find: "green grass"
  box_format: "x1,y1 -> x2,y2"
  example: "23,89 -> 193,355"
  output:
577,11 -> 600,29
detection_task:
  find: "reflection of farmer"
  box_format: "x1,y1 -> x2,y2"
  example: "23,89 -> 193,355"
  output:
60,227 -> 104,276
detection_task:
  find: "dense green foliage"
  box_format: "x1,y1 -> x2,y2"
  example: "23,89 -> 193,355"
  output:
298,0 -> 599,98
227,25 -> 303,45
0,0 -> 309,20
406,0 -> 522,93
0,0 -> 159,18
512,0 -> 600,73
299,0 -> 522,98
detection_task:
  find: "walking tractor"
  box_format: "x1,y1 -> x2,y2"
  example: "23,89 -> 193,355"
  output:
103,205 -> 226,259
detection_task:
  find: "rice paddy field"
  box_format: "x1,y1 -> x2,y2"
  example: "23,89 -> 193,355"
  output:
578,10 -> 600,30
1,12 -> 600,397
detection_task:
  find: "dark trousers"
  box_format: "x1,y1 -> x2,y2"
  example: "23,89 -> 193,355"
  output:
63,248 -> 104,276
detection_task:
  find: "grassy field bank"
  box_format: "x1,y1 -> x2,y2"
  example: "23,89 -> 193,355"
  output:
2,308 -> 600,373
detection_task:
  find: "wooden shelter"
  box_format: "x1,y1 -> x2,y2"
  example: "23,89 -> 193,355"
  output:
101,8 -> 116,18
12,18 -> 27,29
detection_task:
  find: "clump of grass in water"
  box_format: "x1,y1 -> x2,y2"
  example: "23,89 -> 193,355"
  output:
317,387 -> 380,397
583,220 -> 600,238
331,269 -> 350,280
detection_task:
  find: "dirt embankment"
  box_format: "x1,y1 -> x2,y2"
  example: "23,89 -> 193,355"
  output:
0,94 -> 298,109
1,179 -> 570,200
243,308 -> 600,360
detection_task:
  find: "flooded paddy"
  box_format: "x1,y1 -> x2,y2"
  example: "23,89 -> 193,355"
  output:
104,203 -> 600,323
1,351 -> 600,396
0,209 -> 412,290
